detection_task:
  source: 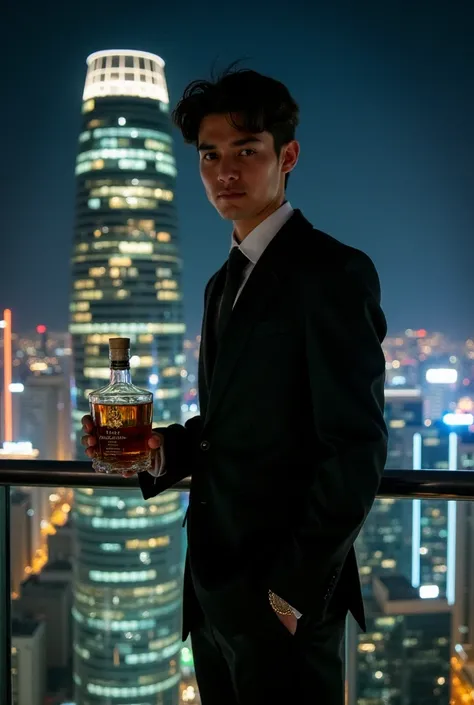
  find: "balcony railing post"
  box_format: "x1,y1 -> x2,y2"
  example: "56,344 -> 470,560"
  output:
0,484 -> 12,704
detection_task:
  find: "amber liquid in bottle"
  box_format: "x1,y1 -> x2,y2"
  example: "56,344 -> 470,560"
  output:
91,401 -> 153,472
89,338 -> 154,474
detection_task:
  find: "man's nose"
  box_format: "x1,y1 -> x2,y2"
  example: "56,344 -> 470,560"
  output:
217,157 -> 239,184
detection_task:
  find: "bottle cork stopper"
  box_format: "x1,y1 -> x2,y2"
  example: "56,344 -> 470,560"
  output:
109,338 -> 130,362
109,338 -> 130,349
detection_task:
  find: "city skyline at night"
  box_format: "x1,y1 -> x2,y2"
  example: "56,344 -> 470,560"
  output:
1,1 -> 474,703
2,1 -> 474,339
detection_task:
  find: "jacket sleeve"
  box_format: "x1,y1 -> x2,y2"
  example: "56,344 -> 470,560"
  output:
138,414 -> 202,500
267,250 -> 388,617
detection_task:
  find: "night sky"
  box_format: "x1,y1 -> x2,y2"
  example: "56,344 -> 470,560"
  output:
2,0 -> 473,339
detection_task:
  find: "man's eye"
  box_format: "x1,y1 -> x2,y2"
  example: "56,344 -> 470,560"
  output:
240,149 -> 256,156
203,153 -> 217,161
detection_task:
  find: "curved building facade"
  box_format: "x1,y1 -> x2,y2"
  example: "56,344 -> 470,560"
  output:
70,48 -> 185,435
69,50 -> 185,705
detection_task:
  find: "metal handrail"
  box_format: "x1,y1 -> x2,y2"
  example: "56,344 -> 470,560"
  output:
0,460 -> 474,499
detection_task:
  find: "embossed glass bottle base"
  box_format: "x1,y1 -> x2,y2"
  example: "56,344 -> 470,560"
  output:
92,452 -> 152,475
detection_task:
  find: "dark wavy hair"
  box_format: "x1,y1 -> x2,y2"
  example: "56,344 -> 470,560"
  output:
172,64 -> 299,187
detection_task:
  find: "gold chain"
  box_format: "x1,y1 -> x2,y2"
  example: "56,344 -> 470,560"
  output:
268,589 -> 293,616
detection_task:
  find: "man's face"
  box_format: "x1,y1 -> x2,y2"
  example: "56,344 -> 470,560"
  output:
198,113 -> 298,222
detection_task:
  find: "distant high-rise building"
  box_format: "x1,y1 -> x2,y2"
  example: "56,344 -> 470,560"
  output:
10,491 -> 33,597
69,48 -> 184,444
356,389 -> 423,593
347,576 -> 451,705
69,49 -> 184,705
421,359 -> 459,422
18,373 -> 72,461
453,493 -> 474,661
11,617 -> 46,705
14,575 -> 73,672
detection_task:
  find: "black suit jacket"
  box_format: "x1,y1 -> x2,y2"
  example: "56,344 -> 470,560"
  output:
139,210 -> 388,639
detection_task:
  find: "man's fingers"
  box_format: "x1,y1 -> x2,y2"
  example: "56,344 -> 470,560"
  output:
85,446 -> 96,458
81,435 -> 97,447
148,433 -> 162,449
81,415 -> 94,432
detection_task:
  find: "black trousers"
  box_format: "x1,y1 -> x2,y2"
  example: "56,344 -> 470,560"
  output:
190,602 -> 347,705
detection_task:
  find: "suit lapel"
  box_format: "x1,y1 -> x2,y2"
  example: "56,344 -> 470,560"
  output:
198,265 -> 225,404
202,210 -> 311,427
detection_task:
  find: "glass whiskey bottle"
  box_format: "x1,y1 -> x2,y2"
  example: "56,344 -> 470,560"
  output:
89,337 -> 153,474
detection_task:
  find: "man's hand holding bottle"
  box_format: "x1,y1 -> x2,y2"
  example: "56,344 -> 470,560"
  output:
81,415 -> 163,477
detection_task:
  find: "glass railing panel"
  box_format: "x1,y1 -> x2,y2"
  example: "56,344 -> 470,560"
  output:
5,478 -> 473,705
351,495 -> 469,705
8,483 -> 193,705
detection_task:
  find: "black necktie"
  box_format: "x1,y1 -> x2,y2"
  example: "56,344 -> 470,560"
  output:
217,247 -> 249,340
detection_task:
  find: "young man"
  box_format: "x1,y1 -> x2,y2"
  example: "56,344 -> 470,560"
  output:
82,67 -> 388,704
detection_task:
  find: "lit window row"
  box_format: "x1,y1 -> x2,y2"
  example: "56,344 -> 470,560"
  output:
157,291 -> 181,301
118,158 -> 146,171
86,616 -> 156,630
74,279 -> 95,289
70,302 -> 90,312
76,290 -> 103,300
109,256 -> 131,266
88,53 -> 163,73
162,366 -> 181,378
155,389 -> 182,400
156,162 -> 177,177
126,536 -> 170,549
84,367 -> 111,380
125,652 -> 160,665
92,126 -> 172,143
89,267 -> 106,277
75,504 -> 103,517
89,569 -> 156,583
155,279 -> 178,290
127,502 -> 178,517
77,148 -> 175,164
125,643 -> 180,664
78,157 -> 178,176
99,137 -> 130,148
128,355 -> 154,367
87,334 -> 120,344
119,241 -> 153,254
149,633 -> 181,652
90,511 -> 182,528
87,673 -> 181,697
73,312 -> 92,322
90,185 -> 173,200
83,76 -> 168,105
109,196 -> 158,209
76,159 -> 104,175
156,267 -> 172,277
70,322 -> 186,334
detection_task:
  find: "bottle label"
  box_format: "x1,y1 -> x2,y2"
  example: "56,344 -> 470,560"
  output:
96,424 -> 152,458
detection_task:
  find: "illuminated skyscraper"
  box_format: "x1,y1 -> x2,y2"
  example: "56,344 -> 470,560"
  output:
69,49 -> 185,442
70,50 -> 184,705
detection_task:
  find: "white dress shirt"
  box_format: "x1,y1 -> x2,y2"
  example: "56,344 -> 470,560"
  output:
148,201 -> 301,618
231,200 -> 294,305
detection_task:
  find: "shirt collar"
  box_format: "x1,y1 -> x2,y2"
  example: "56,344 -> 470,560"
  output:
230,201 -> 293,265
